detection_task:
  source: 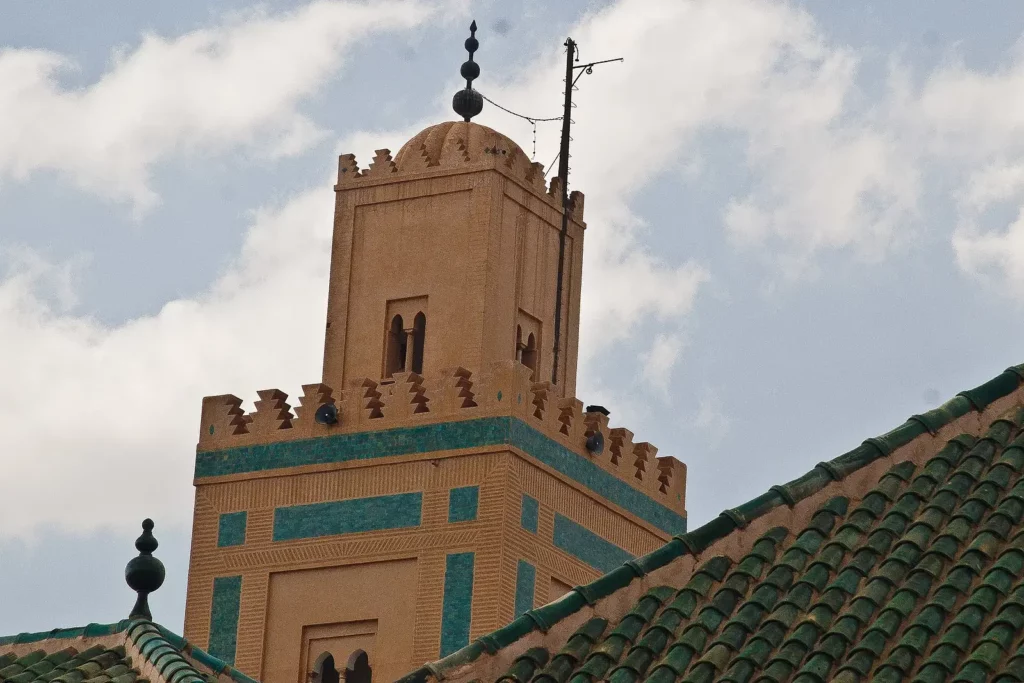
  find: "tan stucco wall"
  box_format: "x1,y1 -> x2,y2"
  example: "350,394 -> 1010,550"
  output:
184,445 -> 673,681
322,144 -> 584,397
263,559 -> 417,683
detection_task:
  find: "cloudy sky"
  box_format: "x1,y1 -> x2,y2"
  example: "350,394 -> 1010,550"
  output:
4,0 -> 1024,634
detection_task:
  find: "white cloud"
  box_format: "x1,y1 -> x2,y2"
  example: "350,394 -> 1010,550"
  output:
12,0 -> 1024,538
0,1 -> 432,211
640,333 -> 685,396
0,0 -> 878,535
900,48 -> 1024,298
692,389 -> 731,447
0,186 -> 333,537
953,205 -> 1024,296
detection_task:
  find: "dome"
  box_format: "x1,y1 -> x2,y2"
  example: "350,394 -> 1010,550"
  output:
394,121 -> 532,171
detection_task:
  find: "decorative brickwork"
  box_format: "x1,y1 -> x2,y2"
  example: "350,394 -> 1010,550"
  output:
196,363 -> 685,526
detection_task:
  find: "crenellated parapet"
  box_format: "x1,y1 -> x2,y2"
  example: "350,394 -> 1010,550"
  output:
333,121 -> 585,222
197,361 -> 684,516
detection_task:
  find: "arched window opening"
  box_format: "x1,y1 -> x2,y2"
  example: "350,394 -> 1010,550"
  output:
522,333 -> 538,380
344,650 -> 372,683
411,312 -> 426,374
314,654 -> 339,683
385,315 -> 406,377
515,325 -> 524,362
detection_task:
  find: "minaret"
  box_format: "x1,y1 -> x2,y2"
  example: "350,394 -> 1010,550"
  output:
184,24 -> 687,683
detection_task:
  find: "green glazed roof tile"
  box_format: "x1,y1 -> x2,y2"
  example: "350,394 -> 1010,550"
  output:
0,620 -> 259,683
0,643 -> 146,683
497,647 -> 548,683
392,367 -> 1024,683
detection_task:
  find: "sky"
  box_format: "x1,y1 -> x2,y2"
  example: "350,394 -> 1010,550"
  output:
3,0 -> 1024,635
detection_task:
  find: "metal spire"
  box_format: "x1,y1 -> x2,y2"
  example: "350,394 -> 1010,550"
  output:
125,518 -> 166,620
452,21 -> 483,121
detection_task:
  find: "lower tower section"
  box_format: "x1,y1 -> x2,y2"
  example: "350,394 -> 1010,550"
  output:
183,362 -> 686,683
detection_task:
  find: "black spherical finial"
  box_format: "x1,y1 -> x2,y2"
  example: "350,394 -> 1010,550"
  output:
125,518 -> 166,621
453,20 -> 484,122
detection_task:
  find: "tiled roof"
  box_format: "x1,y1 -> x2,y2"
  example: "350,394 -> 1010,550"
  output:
401,365 -> 1024,683
0,643 -> 136,683
0,621 -> 256,683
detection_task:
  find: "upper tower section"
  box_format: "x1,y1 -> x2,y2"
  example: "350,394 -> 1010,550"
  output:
322,40 -> 586,396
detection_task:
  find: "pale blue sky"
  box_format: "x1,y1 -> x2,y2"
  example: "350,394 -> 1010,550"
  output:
3,0 -> 1024,635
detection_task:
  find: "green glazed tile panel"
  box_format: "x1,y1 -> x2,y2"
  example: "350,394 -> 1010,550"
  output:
208,575 -> 243,665
553,513 -> 634,573
507,419 -> 685,534
217,511 -> 247,547
521,494 -> 539,533
440,552 -> 475,658
195,416 -> 686,536
514,560 -> 536,617
448,486 -> 479,523
273,492 -> 422,541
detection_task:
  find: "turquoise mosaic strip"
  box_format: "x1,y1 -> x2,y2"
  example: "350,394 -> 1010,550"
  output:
273,492 -> 422,541
217,511 -> 247,547
208,575 -> 242,665
448,486 -> 479,523
521,494 -> 539,533
439,552 -> 475,657
195,416 -> 686,535
514,560 -> 536,616
553,513 -> 635,574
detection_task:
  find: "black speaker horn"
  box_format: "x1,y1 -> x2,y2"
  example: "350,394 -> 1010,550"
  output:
314,403 -> 339,426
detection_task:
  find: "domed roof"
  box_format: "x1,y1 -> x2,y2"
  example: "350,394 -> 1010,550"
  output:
394,121 -> 531,170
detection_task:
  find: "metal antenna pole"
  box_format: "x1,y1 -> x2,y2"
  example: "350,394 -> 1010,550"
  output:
551,38 -> 576,386
550,40 -> 623,386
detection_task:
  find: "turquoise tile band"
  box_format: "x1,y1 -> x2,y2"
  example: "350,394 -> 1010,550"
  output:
521,494 -> 539,533
217,511 -> 247,547
448,486 -> 479,523
273,492 -> 422,541
208,575 -> 242,664
439,552 -> 475,657
196,416 -> 685,535
553,513 -> 635,573
514,560 -> 536,617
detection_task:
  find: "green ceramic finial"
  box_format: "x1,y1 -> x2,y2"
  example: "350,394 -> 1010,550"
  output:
125,518 -> 166,620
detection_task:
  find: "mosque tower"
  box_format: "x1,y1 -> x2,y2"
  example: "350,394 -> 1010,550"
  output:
183,23 -> 687,683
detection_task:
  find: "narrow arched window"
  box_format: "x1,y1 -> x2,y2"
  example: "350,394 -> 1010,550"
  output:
522,333 -> 538,380
344,650 -> 372,683
385,315 -> 405,377
411,312 -> 426,374
315,654 -> 339,683
515,325 -> 523,362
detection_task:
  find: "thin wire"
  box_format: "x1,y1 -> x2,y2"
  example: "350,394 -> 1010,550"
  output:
480,93 -> 562,161
480,93 -> 562,122
544,152 -> 559,178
